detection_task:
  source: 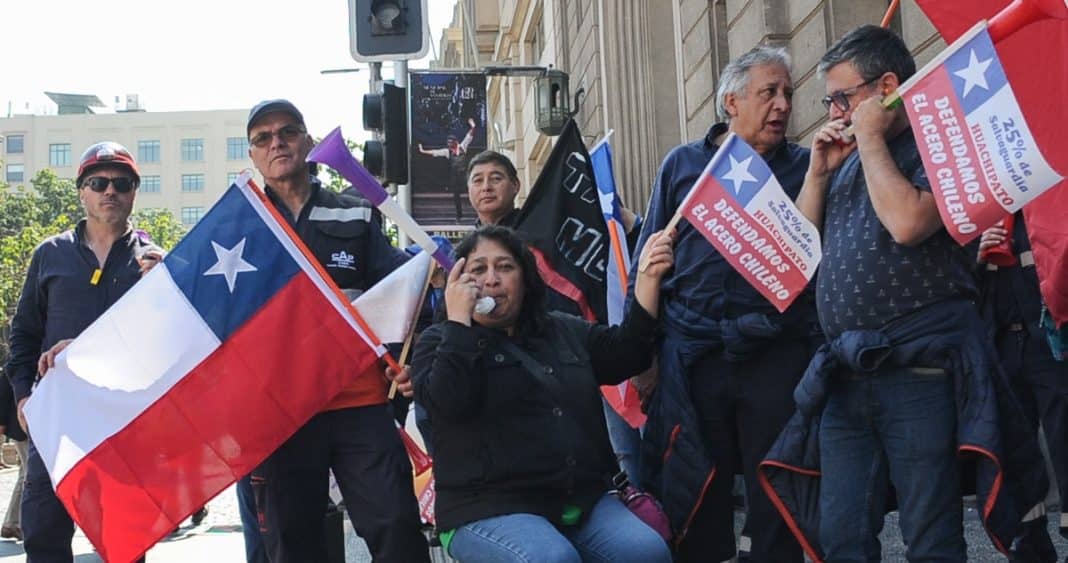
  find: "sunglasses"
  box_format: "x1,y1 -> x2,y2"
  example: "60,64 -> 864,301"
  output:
821,77 -> 879,112
82,176 -> 136,193
249,125 -> 306,148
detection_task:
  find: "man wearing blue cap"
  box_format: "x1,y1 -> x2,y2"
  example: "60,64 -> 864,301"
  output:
245,99 -> 429,563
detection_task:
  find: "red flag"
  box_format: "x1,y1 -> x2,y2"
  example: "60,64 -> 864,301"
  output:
915,0 -> 1068,325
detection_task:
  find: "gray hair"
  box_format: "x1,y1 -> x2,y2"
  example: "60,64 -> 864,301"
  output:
715,46 -> 792,122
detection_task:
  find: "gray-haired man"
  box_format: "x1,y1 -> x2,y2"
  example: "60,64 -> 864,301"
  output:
635,46 -> 816,562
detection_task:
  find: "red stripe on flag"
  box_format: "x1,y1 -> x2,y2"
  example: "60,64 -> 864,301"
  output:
906,67 -> 1008,244
601,383 -> 646,428
528,246 -> 598,322
55,275 -> 380,563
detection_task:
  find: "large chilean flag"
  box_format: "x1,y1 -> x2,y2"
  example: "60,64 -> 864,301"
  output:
23,174 -> 385,562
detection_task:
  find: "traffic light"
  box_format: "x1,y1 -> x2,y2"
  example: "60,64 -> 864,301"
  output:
362,82 -> 409,185
348,0 -> 429,62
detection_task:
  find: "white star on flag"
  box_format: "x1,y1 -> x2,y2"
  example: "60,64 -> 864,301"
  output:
722,154 -> 757,195
953,49 -> 993,98
203,238 -> 258,293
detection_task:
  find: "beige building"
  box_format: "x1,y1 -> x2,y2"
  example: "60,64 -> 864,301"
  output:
1,98 -> 254,226
437,0 -> 945,213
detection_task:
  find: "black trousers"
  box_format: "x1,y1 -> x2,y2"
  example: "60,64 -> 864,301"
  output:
1000,323 -> 1068,536
254,404 -> 429,563
676,339 -> 810,563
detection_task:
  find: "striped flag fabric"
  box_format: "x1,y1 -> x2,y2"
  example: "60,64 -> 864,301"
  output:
24,174 -> 385,562
589,135 -> 645,428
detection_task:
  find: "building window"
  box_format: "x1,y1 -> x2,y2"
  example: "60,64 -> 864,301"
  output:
227,137 -> 249,160
49,143 -> 72,167
6,163 -> 24,183
181,206 -> 205,225
181,174 -> 205,192
138,140 -> 161,163
141,175 -> 161,193
181,138 -> 204,161
6,135 -> 24,154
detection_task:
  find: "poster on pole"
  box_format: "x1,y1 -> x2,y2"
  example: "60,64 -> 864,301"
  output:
409,71 -> 487,231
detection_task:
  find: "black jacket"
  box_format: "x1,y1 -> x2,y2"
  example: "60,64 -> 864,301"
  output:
412,304 -> 658,531
6,221 -> 161,402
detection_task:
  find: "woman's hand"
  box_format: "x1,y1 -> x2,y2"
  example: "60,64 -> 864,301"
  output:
634,229 -> 676,318
637,229 -> 676,281
445,258 -> 479,326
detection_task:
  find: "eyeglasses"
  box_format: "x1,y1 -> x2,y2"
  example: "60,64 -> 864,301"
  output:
821,77 -> 879,112
82,176 -> 136,193
249,125 -> 306,148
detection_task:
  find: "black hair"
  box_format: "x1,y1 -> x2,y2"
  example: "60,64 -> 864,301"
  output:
466,150 -> 519,184
452,225 -> 546,336
819,25 -> 916,84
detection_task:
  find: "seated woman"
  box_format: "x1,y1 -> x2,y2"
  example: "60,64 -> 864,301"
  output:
411,225 -> 675,563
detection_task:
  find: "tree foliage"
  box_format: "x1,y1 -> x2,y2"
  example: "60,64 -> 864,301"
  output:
0,170 -> 183,360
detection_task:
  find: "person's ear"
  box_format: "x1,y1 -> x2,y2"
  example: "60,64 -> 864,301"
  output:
724,92 -> 740,118
879,72 -> 901,95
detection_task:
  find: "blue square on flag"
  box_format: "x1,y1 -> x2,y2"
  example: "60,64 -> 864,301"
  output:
164,186 -> 302,341
711,136 -> 770,208
946,28 -> 1008,115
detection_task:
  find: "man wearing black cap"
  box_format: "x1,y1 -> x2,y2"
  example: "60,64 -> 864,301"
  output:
245,99 -> 429,563
6,141 -> 163,562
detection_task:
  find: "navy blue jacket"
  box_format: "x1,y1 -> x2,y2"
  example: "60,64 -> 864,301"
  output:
634,124 -> 813,540
759,299 -> 1048,561
6,221 -> 160,403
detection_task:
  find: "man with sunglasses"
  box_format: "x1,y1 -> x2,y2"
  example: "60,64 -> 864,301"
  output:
634,46 -> 817,563
244,99 -> 429,563
789,26 -> 1038,560
6,141 -> 163,561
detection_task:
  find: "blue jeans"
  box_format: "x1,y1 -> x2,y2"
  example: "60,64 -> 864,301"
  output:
819,367 -> 965,562
602,398 -> 641,483
448,494 -> 671,563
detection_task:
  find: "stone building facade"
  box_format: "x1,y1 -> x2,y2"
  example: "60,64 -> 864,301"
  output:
436,0 -> 945,214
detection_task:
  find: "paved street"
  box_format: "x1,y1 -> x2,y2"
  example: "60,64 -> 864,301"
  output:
0,460 -> 1063,561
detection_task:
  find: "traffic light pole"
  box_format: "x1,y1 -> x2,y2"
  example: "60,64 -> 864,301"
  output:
394,59 -> 411,247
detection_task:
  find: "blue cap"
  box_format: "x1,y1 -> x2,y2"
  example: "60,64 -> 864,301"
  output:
247,99 -> 304,135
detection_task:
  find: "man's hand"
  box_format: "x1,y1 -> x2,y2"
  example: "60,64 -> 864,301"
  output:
386,365 -> 415,399
138,249 -> 165,276
38,338 -> 74,376
809,118 -> 857,179
978,222 -> 1010,262
851,96 -> 897,144
17,398 -> 28,433
468,117 -> 476,129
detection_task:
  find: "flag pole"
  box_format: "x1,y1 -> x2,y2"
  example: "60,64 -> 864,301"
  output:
388,261 -> 436,399
245,178 -> 404,377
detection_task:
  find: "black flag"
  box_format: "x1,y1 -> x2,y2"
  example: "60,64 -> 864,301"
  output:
513,119 -> 608,322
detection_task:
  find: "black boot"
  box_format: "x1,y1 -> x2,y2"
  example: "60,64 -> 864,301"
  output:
1009,515 -> 1058,563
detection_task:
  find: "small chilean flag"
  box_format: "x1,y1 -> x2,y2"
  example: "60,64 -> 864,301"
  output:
24,174 -> 385,562
678,133 -> 821,313
899,20 -> 1064,244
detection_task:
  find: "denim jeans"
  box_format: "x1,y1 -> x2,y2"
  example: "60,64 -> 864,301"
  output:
448,494 -> 672,563
819,367 -> 965,562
